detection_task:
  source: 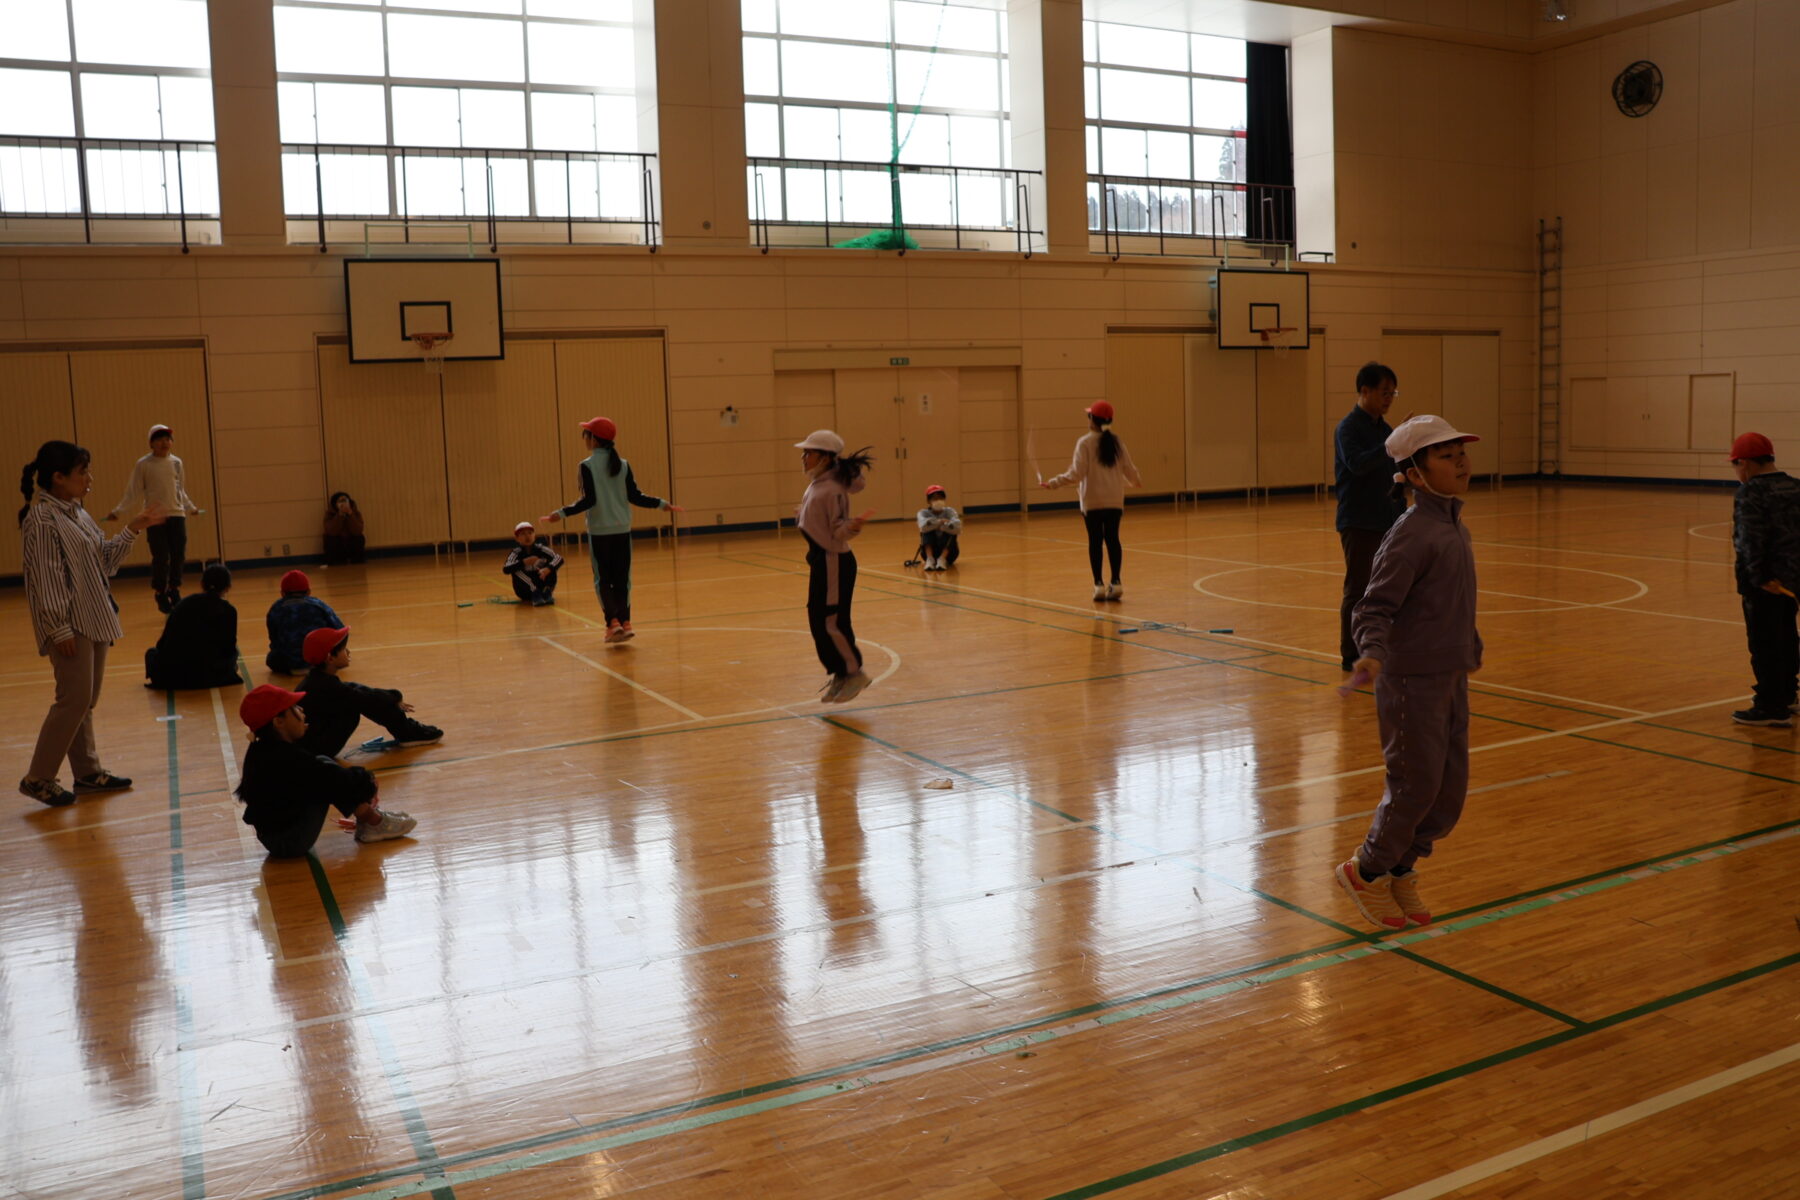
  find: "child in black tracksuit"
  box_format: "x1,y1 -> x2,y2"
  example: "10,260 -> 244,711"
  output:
502,520 -> 563,605
235,684 -> 415,857
145,563 -> 241,690
1727,432 -> 1800,727
296,626 -> 443,757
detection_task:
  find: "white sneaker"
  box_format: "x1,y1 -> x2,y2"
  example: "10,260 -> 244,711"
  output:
1106,582 -> 1122,600
1093,583 -> 1107,601
355,809 -> 417,843
930,557 -> 944,571
831,671 -> 872,703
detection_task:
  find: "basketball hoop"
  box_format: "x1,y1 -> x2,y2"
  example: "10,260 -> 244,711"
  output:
1258,326 -> 1299,359
410,331 -> 453,374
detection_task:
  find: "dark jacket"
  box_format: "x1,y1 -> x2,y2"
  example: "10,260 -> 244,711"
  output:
266,595 -> 344,674
298,667 -> 404,759
1335,405 -> 1405,533
236,736 -> 377,832
502,539 -> 564,577
146,592 -> 240,689
1732,470 -> 1800,596
1353,490 -> 1482,675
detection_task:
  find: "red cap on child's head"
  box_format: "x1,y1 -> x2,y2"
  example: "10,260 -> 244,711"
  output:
1086,401 -> 1115,422
279,569 -> 310,594
580,416 -> 617,441
240,684 -> 304,730
302,625 -> 350,665
1730,432 -> 1775,462
924,484 -> 946,498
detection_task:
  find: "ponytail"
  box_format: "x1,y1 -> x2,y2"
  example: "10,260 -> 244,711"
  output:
830,446 -> 876,486
18,440 -> 89,526
599,440 -> 622,477
1096,428 -> 1120,469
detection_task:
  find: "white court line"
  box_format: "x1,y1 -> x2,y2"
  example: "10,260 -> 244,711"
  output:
538,635 -> 706,721
1259,698 -> 1742,796
1382,1042 -> 1800,1200
1594,602 -> 1741,627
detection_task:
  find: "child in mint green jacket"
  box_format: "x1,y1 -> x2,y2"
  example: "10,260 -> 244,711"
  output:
541,416 -> 684,643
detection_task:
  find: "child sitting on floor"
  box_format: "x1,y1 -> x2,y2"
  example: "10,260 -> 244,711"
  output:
235,684 -> 416,857
265,569 -> 343,675
145,563 -> 241,690
501,520 -> 563,606
913,484 -> 963,571
297,626 -> 443,757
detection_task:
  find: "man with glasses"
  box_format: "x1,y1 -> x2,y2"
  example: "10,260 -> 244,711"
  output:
1334,363 -> 1403,672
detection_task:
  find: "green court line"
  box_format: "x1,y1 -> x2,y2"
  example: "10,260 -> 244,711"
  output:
1387,946 -> 1586,1027
1041,950 -> 1800,1200
166,692 -> 208,1200
303,856 -> 457,1200
248,829 -> 1800,1200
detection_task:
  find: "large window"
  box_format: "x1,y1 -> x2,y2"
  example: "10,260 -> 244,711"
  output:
275,0 -> 649,235
1083,20 -> 1247,239
0,0 -> 218,237
743,0 -> 1021,242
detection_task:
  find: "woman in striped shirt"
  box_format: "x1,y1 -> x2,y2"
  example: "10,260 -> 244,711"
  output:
18,440 -> 166,807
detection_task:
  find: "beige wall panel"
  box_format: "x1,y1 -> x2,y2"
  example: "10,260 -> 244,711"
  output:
1380,335 -> 1444,418
211,391 -> 323,432
0,353 -> 76,575
553,337 -> 672,529
317,344 -> 448,547
1256,345 -> 1325,490
1440,335 -> 1501,477
1104,335 -> 1184,494
69,348 -> 218,567
213,426 -> 322,470
208,352 -> 318,395
443,342 -> 561,542
1185,337 -> 1257,492
216,464 -> 327,520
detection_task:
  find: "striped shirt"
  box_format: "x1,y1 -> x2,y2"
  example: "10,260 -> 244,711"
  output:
20,491 -> 137,654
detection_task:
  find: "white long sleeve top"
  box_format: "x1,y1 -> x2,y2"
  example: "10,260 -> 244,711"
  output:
796,468 -> 867,553
20,492 -> 138,653
1044,431 -> 1141,511
110,452 -> 198,518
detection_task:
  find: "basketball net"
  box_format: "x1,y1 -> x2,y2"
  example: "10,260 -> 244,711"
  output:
411,332 -> 453,375
1258,326 -> 1298,361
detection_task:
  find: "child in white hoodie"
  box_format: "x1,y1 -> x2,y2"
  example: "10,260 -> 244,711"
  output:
795,430 -> 876,703
1041,401 -> 1140,600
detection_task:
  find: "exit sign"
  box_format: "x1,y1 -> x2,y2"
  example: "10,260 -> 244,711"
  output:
890,356 -> 910,365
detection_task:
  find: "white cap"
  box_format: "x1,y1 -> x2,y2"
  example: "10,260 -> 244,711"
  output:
794,429 -> 845,454
514,521 -> 534,533
1386,414 -> 1480,463
149,423 -> 172,440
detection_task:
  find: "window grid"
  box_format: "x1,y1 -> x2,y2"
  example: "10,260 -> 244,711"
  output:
742,0 -> 1013,235
273,0 -> 641,224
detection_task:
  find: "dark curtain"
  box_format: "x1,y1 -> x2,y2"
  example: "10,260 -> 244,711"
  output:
1245,42 -> 1294,244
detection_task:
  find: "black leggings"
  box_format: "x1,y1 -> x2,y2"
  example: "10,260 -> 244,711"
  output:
1083,508 -> 1123,584
590,532 -> 633,623
146,517 -> 187,594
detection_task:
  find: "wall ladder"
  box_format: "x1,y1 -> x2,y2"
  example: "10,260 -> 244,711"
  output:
1537,216 -> 1563,476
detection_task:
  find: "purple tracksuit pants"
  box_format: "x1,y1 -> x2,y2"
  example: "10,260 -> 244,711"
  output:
1358,669 -> 1470,875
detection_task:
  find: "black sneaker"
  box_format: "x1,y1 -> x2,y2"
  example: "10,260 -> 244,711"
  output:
155,591 -> 173,614
74,770 -> 133,793
20,777 -> 76,807
1731,707 -> 1793,727
392,723 -> 443,748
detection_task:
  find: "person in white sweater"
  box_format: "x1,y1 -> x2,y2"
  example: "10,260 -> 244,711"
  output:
103,424 -> 201,613
794,430 -> 876,703
1040,401 -> 1141,600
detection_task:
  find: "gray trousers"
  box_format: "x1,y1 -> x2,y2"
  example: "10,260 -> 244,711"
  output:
30,636 -> 110,782
1358,669 -> 1469,875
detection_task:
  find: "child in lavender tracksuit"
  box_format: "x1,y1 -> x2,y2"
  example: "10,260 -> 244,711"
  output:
794,429 -> 875,704
1334,415 -> 1483,933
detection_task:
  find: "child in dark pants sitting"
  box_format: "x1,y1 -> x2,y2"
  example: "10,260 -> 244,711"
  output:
235,684 -> 416,857
502,520 -> 563,605
145,563 -> 241,690
297,626 -> 443,757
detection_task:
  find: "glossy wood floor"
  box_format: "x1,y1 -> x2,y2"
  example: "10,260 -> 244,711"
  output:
5,482 -> 1798,1200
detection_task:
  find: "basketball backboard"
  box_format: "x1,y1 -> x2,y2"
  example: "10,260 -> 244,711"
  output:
1214,268 -> 1311,350
344,258 -> 504,363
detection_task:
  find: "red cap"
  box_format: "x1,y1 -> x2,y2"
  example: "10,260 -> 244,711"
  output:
240,684 -> 305,731
1730,432 -> 1774,461
1086,401 -> 1115,422
302,625 -> 350,665
580,416 -> 617,441
924,483 -> 946,498
279,569 -> 310,594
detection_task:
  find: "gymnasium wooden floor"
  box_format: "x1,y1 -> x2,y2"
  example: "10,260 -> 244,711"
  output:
5,482 -> 1798,1200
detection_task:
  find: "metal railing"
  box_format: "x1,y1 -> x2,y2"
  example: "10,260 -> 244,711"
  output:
748,156 -> 1039,255
281,144 -> 659,252
1089,174 -> 1295,260
0,136 -> 219,251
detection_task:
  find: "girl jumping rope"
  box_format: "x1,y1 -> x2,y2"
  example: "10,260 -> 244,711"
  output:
542,417 -> 683,643
795,430 -> 876,703
1041,400 -> 1140,600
